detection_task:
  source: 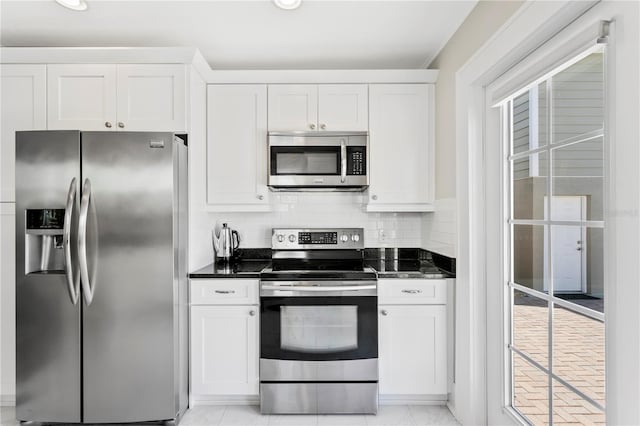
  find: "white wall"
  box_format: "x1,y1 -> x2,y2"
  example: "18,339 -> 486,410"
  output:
428,0 -> 525,200
420,1 -> 525,258
190,192 -> 423,271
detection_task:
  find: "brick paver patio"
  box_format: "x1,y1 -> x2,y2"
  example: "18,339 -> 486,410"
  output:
512,293 -> 605,425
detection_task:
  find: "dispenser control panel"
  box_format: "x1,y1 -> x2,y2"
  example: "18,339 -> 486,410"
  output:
26,209 -> 65,230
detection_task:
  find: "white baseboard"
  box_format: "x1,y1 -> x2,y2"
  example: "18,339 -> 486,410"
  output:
190,395 -> 259,407
379,395 -> 447,405
0,394 -> 16,406
188,394 -> 447,407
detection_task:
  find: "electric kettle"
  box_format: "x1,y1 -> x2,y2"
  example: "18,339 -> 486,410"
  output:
212,223 -> 240,262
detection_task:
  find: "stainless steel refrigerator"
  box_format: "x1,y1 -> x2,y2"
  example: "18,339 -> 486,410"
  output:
15,131 -> 188,425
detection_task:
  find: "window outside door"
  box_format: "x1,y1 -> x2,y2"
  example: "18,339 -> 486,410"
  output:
503,48 -> 606,425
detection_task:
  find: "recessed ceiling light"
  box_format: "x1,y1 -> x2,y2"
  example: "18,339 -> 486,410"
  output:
55,0 -> 88,11
273,0 -> 302,10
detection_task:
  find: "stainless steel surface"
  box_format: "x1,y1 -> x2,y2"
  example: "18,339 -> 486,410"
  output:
260,383 -> 378,414
78,178 -> 94,306
16,131 -> 188,425
340,139 -> 347,183
268,132 -> 368,190
260,359 -> 378,381
63,178 -> 79,305
271,228 -> 365,250
16,130 -> 82,423
260,282 -> 376,297
212,223 -> 240,261
269,131 -> 369,138
81,132 -> 180,423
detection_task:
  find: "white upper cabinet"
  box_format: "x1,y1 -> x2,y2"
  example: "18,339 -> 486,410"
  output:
268,84 -> 367,132
116,65 -> 185,131
367,84 -> 434,212
48,64 -> 117,131
317,84 -> 368,131
267,84 -> 317,131
1,64 -> 47,202
206,85 -> 270,211
48,64 -> 185,132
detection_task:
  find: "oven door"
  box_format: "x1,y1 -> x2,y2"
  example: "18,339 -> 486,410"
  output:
260,286 -> 377,362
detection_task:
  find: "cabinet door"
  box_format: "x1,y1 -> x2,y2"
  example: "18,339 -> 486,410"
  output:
190,305 -> 259,395
0,204 -> 16,399
0,64 -> 47,202
48,64 -> 117,131
116,65 -> 185,131
267,84 -> 317,131
367,84 -> 434,212
379,304 -> 447,395
318,84 -> 368,131
207,85 -> 269,211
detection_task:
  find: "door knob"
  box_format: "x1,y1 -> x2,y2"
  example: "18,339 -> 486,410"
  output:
381,310 -> 388,316
309,123 -> 316,130
372,195 -> 378,200
249,310 -> 256,316
320,124 -> 326,130
105,122 -> 112,128
118,122 -> 125,128
257,194 -> 264,200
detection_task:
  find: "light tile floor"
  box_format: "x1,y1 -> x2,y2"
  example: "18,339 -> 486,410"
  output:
1,405 -> 459,426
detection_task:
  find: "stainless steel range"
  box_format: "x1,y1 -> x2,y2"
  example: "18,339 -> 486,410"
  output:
259,228 -> 378,414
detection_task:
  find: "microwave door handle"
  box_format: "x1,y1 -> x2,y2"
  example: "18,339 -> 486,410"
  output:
340,140 -> 347,183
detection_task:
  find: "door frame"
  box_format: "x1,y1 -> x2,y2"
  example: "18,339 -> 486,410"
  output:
454,1 -> 640,425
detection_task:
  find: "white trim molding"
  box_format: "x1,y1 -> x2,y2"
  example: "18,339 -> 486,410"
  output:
456,0 -> 640,425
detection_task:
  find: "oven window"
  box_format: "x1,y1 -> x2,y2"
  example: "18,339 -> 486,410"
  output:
280,305 -> 358,353
271,147 -> 340,175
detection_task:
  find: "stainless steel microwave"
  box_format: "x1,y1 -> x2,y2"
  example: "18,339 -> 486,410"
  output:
267,132 -> 369,191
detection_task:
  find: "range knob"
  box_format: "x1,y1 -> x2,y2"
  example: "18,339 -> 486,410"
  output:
351,234 -> 360,242
340,234 -> 349,243
277,234 -> 285,243
288,234 -> 296,243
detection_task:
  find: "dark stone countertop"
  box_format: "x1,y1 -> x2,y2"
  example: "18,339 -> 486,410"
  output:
189,260 -> 271,278
364,259 -> 454,279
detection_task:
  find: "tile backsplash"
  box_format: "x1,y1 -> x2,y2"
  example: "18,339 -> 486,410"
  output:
190,192 -> 423,270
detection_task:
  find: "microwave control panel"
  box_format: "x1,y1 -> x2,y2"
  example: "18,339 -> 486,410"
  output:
347,147 -> 366,175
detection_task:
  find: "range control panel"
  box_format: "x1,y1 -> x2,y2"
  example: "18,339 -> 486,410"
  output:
272,228 -> 364,250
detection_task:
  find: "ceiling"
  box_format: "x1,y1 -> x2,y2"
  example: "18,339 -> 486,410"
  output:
0,0 -> 477,70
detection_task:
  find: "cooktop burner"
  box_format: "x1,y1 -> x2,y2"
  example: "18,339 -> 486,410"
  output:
262,228 -> 376,280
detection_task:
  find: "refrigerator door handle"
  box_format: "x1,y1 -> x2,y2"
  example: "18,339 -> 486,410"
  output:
79,178 -> 95,306
63,178 -> 80,305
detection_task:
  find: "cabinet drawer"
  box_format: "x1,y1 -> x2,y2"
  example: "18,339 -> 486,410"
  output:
378,279 -> 447,305
190,279 -> 259,305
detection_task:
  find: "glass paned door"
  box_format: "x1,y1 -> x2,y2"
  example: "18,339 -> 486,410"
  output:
504,49 -> 606,425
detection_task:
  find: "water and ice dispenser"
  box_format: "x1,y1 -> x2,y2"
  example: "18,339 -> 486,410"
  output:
25,208 -> 66,274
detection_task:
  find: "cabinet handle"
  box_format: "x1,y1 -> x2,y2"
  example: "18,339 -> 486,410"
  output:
257,194 -> 264,200
118,122 -> 125,128
249,310 -> 256,316
309,123 -> 316,130
381,310 -> 388,316
372,195 -> 378,200
214,290 -> 235,294
105,122 -> 112,128
320,124 -> 326,130
402,289 -> 422,294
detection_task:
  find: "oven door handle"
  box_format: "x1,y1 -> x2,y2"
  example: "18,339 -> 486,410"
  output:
261,284 -> 376,292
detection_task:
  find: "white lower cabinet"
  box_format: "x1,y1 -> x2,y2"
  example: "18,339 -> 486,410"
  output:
189,279 -> 259,401
378,279 -> 447,397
